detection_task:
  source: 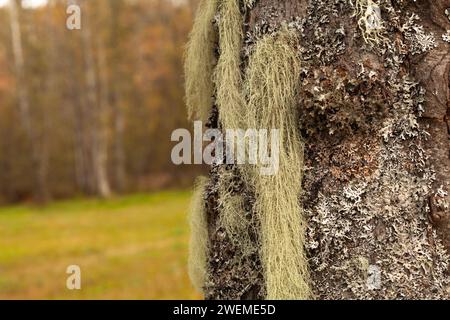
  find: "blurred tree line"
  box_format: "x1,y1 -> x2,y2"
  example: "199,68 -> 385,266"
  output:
0,0 -> 200,204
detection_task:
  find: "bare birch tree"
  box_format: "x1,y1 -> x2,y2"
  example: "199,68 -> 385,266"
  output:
8,0 -> 49,202
79,0 -> 111,198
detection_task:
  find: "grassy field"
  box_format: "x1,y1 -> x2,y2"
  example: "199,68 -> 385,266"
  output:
0,191 -> 201,300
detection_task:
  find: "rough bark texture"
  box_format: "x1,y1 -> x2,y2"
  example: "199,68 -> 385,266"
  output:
203,0 -> 449,299
411,0 -> 450,255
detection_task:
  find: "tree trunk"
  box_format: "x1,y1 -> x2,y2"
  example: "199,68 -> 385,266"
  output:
201,0 -> 449,300
80,2 -> 112,198
108,0 -> 126,192
8,0 -> 49,202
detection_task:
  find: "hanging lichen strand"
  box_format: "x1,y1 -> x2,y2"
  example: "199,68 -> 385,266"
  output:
214,0 -> 245,130
184,0 -> 218,122
243,28 -> 311,300
206,0 -> 311,299
213,0 -> 254,258
187,176 -> 209,294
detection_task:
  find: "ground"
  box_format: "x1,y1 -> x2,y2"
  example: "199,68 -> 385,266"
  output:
0,191 -> 200,300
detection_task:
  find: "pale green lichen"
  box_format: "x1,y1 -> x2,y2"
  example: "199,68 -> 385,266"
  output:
214,0 -> 245,130
243,27 -> 311,300
188,176 -> 209,294
184,0 -> 218,122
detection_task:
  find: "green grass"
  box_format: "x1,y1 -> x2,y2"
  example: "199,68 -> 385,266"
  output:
0,191 -> 201,300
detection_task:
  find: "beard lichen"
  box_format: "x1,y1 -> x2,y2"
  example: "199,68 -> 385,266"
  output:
242,27 -> 311,300
212,2 -> 311,299
187,176 -> 210,294
212,14 -> 311,298
214,0 -> 245,131
184,0 -> 218,122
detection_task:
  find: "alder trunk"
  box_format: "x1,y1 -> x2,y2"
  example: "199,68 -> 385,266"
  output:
202,0 -> 449,300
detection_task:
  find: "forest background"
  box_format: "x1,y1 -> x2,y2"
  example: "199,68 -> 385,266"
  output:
0,0 -> 201,299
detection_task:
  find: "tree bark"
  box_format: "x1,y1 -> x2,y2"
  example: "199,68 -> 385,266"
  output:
203,0 -> 449,300
410,0 -> 450,259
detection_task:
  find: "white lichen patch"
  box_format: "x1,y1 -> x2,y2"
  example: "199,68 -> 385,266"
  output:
301,0 -> 449,299
442,31 -> 450,43
403,14 -> 437,55
379,77 -> 424,142
304,134 -> 449,298
243,0 -> 256,9
434,186 -> 449,211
